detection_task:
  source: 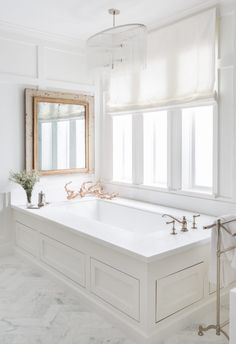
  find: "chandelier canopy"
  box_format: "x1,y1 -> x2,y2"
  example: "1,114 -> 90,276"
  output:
87,9 -> 147,72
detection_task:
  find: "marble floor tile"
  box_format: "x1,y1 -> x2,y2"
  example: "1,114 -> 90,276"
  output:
0,255 -> 231,344
0,255 -> 134,344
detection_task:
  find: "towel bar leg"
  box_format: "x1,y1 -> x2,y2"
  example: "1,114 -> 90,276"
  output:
198,220 -> 229,341
216,220 -> 221,335
198,324 -> 229,340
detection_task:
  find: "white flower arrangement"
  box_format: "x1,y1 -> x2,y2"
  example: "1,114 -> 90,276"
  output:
9,170 -> 39,204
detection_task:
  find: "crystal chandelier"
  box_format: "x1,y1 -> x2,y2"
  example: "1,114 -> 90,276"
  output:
87,9 -> 147,72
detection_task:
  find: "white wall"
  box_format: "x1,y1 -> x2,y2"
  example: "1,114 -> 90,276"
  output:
0,26 -> 95,251
99,1 -> 236,217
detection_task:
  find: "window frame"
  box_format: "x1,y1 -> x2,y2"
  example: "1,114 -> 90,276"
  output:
107,99 -> 218,198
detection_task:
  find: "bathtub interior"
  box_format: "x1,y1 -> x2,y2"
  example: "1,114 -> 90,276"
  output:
60,199 -> 167,234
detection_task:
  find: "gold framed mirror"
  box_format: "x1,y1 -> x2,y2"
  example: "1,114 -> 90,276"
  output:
25,89 -> 94,175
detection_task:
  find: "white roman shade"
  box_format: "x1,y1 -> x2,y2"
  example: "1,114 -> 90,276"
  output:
106,8 -> 216,113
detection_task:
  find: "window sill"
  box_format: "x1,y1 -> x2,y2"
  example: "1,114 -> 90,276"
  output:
176,189 -> 215,199
142,182 -> 168,189
180,187 -> 213,195
107,180 -> 218,201
112,179 -> 133,185
110,180 -> 169,193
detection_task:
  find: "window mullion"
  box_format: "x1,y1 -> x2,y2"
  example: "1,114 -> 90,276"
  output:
191,113 -> 196,189
153,122 -> 157,184
103,115 -> 113,182
167,111 -> 172,189
168,109 -> 182,191
132,113 -> 143,185
212,103 -> 218,197
38,122 -> 42,170
52,121 -> 57,170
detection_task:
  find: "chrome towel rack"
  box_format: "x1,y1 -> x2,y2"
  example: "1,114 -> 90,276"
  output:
198,218 -> 236,341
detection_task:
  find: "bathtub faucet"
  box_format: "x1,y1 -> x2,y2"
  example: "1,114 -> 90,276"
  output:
162,214 -> 188,232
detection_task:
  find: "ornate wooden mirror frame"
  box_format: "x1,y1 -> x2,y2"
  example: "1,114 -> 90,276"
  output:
25,89 -> 94,175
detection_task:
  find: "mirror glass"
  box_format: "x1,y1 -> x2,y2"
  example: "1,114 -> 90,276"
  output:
35,99 -> 87,173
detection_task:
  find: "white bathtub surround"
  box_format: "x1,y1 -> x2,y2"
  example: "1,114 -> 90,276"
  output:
0,255 -> 134,344
11,197 -> 225,344
210,215 -> 236,287
12,197 -> 214,262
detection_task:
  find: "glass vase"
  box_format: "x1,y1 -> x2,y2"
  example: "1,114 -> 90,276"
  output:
25,189 -> 33,208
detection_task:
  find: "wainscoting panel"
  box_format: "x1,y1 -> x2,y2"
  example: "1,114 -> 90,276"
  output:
156,263 -> 204,321
44,47 -> 92,84
90,258 -> 140,321
16,222 -> 38,257
0,37 -> 37,77
41,235 -> 86,287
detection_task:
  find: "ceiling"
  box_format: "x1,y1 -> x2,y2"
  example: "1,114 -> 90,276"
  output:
0,0 -> 218,41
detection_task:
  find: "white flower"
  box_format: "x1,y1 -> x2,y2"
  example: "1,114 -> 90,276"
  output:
9,170 -> 39,191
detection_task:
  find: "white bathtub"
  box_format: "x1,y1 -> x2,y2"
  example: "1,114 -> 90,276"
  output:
17,197 -> 213,261
12,197 -> 215,344
62,198 -> 165,234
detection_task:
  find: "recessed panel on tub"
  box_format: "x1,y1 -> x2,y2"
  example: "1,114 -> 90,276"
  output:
41,235 -> 86,287
15,222 -> 38,257
90,258 -> 140,321
156,262 -> 204,322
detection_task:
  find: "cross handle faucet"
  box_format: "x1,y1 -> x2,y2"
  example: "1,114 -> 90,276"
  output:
162,214 -> 188,232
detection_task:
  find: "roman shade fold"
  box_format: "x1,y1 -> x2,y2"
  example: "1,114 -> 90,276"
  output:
106,8 -> 216,113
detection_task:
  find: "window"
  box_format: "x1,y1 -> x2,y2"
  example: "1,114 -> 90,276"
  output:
106,8 -> 216,198
143,111 -> 168,186
182,105 -> 213,192
112,115 -> 132,182
110,104 -> 215,196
